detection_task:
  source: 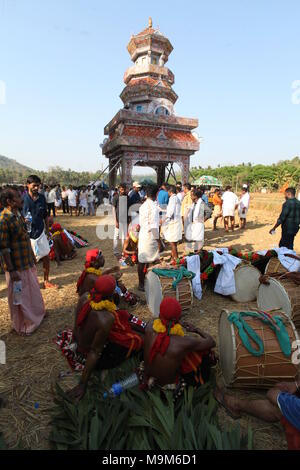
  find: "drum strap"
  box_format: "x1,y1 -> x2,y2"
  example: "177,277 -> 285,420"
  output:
228,312 -> 292,357
152,267 -> 195,289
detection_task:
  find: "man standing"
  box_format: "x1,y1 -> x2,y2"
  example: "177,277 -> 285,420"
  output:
112,183 -> 129,257
129,181 -> 142,207
47,185 -> 57,217
23,175 -> 58,289
212,188 -> 223,230
67,185 -> 77,217
176,182 -> 184,203
87,185 -> 95,216
61,186 -> 69,214
269,187 -> 300,249
221,186 -> 239,232
162,185 -> 182,262
157,182 -> 169,211
185,189 -> 206,253
138,186 -> 160,291
181,183 -> 193,235
0,186 -> 45,334
238,186 -> 250,229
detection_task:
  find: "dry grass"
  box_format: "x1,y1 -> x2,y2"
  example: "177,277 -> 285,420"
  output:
0,197 -> 299,450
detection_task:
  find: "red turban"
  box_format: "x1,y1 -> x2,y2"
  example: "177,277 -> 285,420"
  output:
149,297 -> 182,364
94,275 -> 116,296
51,223 -> 62,232
77,275 -> 116,327
159,297 -> 182,322
85,249 -> 101,268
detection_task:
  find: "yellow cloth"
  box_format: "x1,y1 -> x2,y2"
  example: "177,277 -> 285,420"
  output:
153,319 -> 185,336
181,191 -> 193,217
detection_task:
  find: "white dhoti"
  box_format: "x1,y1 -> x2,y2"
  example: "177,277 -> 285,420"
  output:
138,230 -> 160,263
162,219 -> 182,243
238,207 -> 248,219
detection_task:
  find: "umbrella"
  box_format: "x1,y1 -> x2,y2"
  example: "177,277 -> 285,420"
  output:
193,175 -> 222,186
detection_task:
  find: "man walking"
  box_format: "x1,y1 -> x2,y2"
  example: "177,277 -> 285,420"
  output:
269,187 -> 300,249
112,183 -> 129,257
23,175 -> 58,289
0,186 -> 45,334
221,186 -> 239,232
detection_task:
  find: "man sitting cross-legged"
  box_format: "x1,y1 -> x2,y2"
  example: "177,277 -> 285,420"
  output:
214,380 -> 300,450
70,275 -> 145,400
76,249 -> 137,306
142,297 -> 216,394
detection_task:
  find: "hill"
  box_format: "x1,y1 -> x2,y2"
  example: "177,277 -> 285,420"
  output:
0,154 -> 34,173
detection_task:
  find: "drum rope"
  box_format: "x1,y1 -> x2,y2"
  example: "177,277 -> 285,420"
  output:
228,311 -> 292,358
152,266 -> 195,290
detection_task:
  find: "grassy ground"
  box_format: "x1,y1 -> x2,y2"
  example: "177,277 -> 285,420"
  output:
0,195 -> 299,449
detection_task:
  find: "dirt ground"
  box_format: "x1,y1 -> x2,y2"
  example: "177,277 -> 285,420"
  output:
0,194 -> 299,450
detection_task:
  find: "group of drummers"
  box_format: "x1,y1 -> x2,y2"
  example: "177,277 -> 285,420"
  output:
62,241 -> 300,450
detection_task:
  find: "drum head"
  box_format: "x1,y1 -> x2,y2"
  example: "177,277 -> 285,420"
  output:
257,278 -> 292,317
218,311 -> 236,386
145,271 -> 163,317
231,265 -> 261,302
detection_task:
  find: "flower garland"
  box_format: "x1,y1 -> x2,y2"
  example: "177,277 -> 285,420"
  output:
51,230 -> 61,238
229,247 -> 277,262
87,295 -> 117,313
201,263 -> 216,282
69,230 -> 89,243
153,319 -> 185,337
85,267 -> 102,276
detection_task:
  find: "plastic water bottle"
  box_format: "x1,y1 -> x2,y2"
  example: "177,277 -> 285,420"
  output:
103,373 -> 139,398
13,281 -> 22,305
25,211 -> 32,233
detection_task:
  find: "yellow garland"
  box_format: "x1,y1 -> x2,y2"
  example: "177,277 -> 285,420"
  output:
51,230 -> 61,238
85,267 -> 102,276
87,296 -> 117,312
153,319 -> 185,337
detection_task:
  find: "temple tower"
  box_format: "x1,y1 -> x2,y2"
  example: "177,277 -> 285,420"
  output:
102,18 -> 200,187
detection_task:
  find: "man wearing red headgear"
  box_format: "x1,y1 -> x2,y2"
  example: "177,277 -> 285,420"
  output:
76,249 -> 138,306
70,275 -> 145,401
49,222 -> 77,265
143,297 -> 216,391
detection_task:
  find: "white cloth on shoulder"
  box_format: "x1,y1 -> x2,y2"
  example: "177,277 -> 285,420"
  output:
257,248 -> 300,272
187,254 -> 202,300
138,199 -> 160,263
212,250 -> 242,296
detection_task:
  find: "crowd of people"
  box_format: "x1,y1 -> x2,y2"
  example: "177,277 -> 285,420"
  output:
0,175 -> 300,449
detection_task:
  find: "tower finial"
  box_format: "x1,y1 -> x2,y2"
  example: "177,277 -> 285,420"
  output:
149,17 -> 152,28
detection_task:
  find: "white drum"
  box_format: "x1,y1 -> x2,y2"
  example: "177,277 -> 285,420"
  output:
231,263 -> 261,303
145,270 -> 193,317
257,277 -> 300,329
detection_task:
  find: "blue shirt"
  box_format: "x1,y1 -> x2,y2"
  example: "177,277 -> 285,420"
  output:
129,191 -> 141,207
278,392 -> 300,432
23,193 -> 48,240
202,194 -> 209,205
157,189 -> 169,208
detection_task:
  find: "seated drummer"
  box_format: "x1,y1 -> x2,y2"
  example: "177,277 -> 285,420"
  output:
49,222 -> 77,265
122,224 -> 139,265
143,297 -> 216,390
70,275 -> 146,401
76,249 -> 137,305
214,380 -> 300,450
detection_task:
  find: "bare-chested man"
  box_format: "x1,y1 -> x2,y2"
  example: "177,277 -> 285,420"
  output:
143,297 -> 216,388
76,249 -> 138,306
49,222 -> 77,265
70,275 -> 145,401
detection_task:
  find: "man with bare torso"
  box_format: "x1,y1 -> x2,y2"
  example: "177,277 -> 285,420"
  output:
70,275 -> 145,400
143,297 -> 216,388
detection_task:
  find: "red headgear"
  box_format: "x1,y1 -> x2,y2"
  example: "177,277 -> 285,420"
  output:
51,223 -> 62,232
159,297 -> 182,323
85,249 -> 102,268
148,297 -> 182,364
94,274 -> 116,297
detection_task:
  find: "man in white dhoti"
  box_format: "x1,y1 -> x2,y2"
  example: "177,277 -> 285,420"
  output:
137,186 -> 160,291
185,189 -> 205,253
221,186 -> 239,232
162,185 -> 182,262
238,186 -> 250,229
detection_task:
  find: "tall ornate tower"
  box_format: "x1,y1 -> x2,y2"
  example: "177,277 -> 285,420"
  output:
102,18 -> 199,187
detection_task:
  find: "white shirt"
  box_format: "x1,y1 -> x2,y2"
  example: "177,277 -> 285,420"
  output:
177,192 -> 184,203
239,192 -> 250,210
297,192 -> 300,201
139,198 -> 160,233
87,190 -> 94,203
47,189 -> 56,204
222,191 -> 239,216
68,189 -> 77,206
165,194 -> 181,222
